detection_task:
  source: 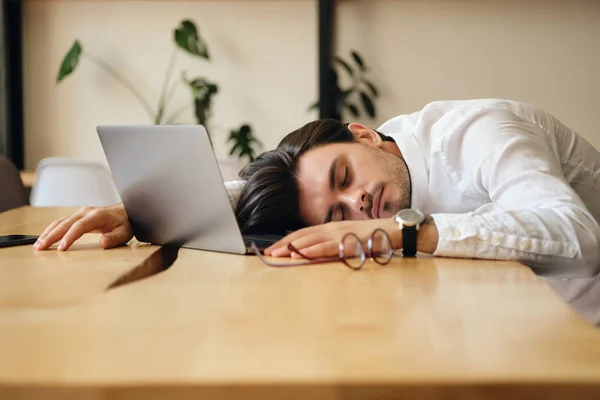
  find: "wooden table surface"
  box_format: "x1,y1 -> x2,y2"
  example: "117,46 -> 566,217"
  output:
1,207 -> 600,399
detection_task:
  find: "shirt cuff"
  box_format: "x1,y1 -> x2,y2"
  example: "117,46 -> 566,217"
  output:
430,213 -> 479,258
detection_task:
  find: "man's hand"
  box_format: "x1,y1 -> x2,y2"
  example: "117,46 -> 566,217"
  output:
33,204 -> 134,251
264,218 -> 401,258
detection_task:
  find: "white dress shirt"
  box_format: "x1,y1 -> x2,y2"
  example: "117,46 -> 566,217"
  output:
378,99 -> 600,325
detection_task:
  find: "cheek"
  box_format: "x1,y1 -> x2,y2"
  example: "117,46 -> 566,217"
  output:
298,191 -> 326,226
355,159 -> 387,183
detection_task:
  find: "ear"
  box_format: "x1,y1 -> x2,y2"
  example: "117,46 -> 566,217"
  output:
347,123 -> 382,147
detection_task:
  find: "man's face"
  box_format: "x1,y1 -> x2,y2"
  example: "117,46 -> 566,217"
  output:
295,128 -> 411,226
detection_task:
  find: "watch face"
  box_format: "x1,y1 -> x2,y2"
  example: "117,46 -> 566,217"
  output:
396,209 -> 425,225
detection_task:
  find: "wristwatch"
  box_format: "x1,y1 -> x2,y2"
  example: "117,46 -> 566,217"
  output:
394,209 -> 425,257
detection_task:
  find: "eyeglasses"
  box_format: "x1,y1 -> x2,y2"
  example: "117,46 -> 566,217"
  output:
251,228 -> 394,270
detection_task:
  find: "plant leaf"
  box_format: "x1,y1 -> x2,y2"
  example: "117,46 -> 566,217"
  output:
364,79 -> 379,98
333,56 -> 354,76
346,103 -> 359,117
351,50 -> 366,71
228,124 -> 260,162
360,91 -> 375,118
308,100 -> 319,111
341,88 -> 354,99
174,20 -> 209,59
57,40 -> 83,82
182,73 -> 218,126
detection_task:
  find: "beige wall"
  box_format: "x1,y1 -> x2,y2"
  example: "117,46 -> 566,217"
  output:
22,0 -> 600,171
22,0 -> 318,172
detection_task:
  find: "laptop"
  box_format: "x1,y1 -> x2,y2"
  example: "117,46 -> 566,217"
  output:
97,124 -> 283,254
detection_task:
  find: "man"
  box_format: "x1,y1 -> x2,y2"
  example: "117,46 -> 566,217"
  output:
34,99 -> 600,324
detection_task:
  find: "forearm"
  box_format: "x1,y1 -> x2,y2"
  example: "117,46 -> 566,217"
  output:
430,204 -> 600,278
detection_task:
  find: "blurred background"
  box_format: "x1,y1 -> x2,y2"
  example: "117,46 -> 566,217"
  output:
1,0 -> 600,206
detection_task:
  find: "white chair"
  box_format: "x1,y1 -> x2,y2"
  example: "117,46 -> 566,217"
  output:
30,157 -> 121,207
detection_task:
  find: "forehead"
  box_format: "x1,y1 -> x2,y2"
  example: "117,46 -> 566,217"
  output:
296,142 -> 362,186
298,142 -> 349,171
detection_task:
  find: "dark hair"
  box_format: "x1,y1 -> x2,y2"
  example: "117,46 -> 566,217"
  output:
235,119 -> 394,235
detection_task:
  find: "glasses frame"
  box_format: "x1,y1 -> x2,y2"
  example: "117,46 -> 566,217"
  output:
251,228 -> 394,270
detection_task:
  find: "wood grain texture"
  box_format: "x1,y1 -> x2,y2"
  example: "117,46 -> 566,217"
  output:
0,207 -> 159,308
1,207 -> 600,399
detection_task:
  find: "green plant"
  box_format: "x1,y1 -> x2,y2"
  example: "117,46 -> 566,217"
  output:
56,19 -> 260,162
228,124 -> 261,162
309,50 -> 379,121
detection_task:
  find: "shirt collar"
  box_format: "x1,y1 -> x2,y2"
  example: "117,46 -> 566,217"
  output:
387,131 -> 429,212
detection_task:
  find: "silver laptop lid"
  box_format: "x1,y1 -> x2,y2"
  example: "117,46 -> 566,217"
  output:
97,125 -> 247,255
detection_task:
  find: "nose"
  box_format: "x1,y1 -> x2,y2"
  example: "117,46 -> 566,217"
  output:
339,189 -> 368,216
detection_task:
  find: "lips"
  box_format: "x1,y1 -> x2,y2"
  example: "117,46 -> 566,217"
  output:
372,185 -> 383,219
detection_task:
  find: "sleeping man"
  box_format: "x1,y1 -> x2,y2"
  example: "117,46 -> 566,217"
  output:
34,99 -> 600,324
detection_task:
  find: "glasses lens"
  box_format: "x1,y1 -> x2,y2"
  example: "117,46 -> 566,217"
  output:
342,233 -> 365,269
371,229 -> 392,264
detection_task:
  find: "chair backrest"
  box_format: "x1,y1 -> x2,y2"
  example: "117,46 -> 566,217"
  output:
0,156 -> 27,213
30,157 -> 121,207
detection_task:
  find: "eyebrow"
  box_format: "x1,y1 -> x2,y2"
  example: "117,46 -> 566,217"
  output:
329,156 -> 339,191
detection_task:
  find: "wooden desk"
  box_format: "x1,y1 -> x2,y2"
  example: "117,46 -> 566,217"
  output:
1,207 -> 600,399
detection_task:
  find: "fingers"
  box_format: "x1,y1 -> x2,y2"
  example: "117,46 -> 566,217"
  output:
58,212 -> 108,250
270,233 -> 329,257
33,205 -> 133,252
264,228 -> 309,255
265,224 -> 333,255
34,213 -> 86,250
267,244 -> 291,257
100,225 -> 133,249
290,241 -> 339,259
36,216 -> 68,244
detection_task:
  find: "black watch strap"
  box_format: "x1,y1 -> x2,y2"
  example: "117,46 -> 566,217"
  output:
402,225 -> 418,257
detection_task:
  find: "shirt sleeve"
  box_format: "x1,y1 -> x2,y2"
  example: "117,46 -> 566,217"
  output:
430,108 -> 600,278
